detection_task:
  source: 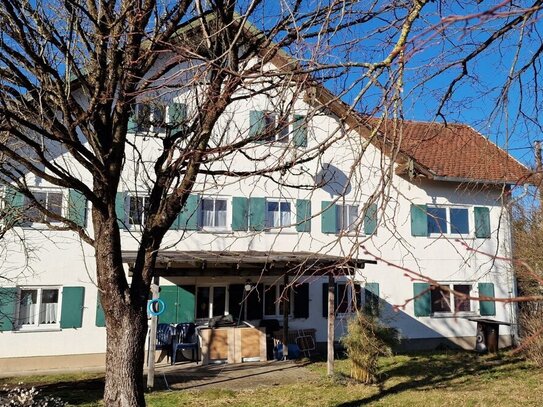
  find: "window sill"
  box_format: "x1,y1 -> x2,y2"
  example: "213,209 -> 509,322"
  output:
427,234 -> 474,240
264,229 -> 298,235
199,228 -> 232,234
431,312 -> 478,318
14,327 -> 61,333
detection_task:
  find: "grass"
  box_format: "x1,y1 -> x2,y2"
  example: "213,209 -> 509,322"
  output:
1,352 -> 542,406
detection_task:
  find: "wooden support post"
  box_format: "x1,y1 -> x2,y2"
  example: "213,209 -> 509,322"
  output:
326,274 -> 336,376
146,276 -> 160,390
282,274 -> 289,360
327,274 -> 335,376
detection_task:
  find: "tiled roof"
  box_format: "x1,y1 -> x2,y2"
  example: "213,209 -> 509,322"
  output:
365,119 -> 531,184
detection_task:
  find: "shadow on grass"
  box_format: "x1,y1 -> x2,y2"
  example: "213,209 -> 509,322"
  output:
38,378 -> 104,406
336,351 -> 528,407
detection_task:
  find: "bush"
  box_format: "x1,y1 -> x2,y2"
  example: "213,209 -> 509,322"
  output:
341,312 -> 400,384
0,385 -> 66,406
519,303 -> 543,367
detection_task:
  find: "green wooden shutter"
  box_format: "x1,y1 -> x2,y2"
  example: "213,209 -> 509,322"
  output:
4,188 -> 24,226
60,287 -> 85,329
364,203 -> 378,235
411,204 -> 428,237
177,285 -> 196,323
0,287 -> 18,331
95,292 -> 105,327
364,283 -> 380,316
158,285 -> 178,324
228,284 -> 245,321
296,199 -> 311,232
293,283 -> 309,318
115,192 -> 126,229
478,282 -> 496,316
249,111 -> 265,141
232,197 -> 249,231
474,207 -> 491,238
248,197 -> 266,231
127,106 -> 138,132
413,283 -> 431,316
177,194 -> 200,230
321,201 -> 337,234
246,284 -> 263,320
293,115 -> 308,147
68,189 -> 87,228
168,102 -> 187,132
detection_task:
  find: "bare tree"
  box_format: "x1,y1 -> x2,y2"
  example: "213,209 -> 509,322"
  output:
1,1 -> 542,406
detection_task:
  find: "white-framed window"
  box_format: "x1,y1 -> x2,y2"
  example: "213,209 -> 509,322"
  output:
262,112 -> 289,143
195,286 -> 228,320
132,103 -> 166,132
427,206 -> 469,235
263,284 -> 292,317
431,283 -> 473,314
23,190 -> 63,225
17,286 -> 60,329
200,197 -> 228,230
127,194 -> 150,226
265,199 -> 293,229
336,203 -> 359,233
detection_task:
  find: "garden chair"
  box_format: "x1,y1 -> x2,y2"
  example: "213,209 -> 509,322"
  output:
172,323 -> 199,364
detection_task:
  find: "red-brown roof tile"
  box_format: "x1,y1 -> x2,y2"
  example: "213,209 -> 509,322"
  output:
365,119 -> 531,184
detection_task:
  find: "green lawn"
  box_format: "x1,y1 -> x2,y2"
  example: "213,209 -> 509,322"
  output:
2,352 -> 542,406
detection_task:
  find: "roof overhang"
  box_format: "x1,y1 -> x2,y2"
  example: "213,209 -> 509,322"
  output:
122,250 -> 377,277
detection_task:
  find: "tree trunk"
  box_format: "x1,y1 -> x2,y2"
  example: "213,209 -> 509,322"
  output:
93,207 -> 149,406
103,304 -> 147,406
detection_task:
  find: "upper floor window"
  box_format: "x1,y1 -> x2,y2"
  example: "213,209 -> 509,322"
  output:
129,103 -> 166,132
24,191 -> 63,224
128,195 -> 149,226
200,197 -> 227,229
18,287 -> 59,328
411,204 -> 483,237
427,206 -> 469,235
249,111 -> 306,146
266,199 -> 292,229
336,204 -> 359,233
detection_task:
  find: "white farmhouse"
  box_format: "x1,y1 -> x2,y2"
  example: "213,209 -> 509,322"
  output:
0,22 -> 530,374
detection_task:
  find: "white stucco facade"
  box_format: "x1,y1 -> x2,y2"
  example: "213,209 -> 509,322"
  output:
0,58 -> 519,372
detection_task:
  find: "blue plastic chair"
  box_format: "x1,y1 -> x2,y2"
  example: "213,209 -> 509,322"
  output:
172,323 -> 199,364
155,323 -> 174,363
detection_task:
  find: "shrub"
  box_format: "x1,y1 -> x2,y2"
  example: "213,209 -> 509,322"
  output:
0,385 -> 66,406
341,311 -> 400,384
519,303 -> 543,367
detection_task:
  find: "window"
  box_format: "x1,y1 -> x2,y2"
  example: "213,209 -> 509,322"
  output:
336,204 -> 359,233
336,282 -> 360,313
196,286 -> 227,320
266,200 -> 292,229
200,198 -> 227,229
262,112 -> 289,143
264,284 -> 291,316
17,287 -> 59,328
24,191 -> 63,224
131,103 -> 166,132
427,206 -> 469,235
128,195 -> 149,226
431,284 -> 472,314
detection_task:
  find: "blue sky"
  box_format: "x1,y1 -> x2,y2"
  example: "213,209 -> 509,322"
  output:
262,1 -> 543,168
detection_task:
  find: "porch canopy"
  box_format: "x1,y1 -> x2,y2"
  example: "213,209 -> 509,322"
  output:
127,250 -> 377,386
122,250 -> 377,277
